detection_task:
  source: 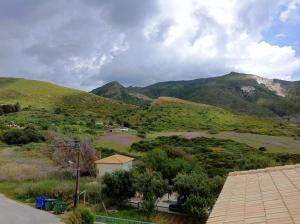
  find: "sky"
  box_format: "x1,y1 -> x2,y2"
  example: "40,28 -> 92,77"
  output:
0,0 -> 300,90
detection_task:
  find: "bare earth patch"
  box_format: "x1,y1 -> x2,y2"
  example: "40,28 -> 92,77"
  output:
95,132 -> 141,152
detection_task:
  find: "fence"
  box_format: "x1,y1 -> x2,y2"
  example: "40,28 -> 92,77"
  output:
95,215 -> 154,224
126,201 -> 186,216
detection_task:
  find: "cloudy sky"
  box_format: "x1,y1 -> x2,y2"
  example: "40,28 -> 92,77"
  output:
0,0 -> 300,90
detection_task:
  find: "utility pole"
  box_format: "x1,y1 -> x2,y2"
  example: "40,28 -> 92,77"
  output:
74,139 -> 80,208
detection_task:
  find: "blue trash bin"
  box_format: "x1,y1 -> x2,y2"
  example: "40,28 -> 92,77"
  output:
35,196 -> 48,209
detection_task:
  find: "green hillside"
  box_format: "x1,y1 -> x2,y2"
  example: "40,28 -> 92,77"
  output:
91,81 -> 152,106
137,73 -> 300,117
0,77 -> 132,115
95,72 -> 300,117
0,77 -> 134,137
119,97 -> 297,136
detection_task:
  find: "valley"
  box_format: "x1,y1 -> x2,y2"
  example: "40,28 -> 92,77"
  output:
0,74 -> 299,224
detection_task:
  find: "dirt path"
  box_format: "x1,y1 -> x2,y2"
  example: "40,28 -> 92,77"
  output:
0,194 -> 63,224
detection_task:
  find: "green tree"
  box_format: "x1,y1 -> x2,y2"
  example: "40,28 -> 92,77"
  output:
144,148 -> 192,181
102,170 -> 135,205
134,171 -> 167,218
173,172 -> 213,219
174,172 -> 210,202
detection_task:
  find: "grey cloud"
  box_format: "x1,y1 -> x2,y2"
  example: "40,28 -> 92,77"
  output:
0,0 -> 299,91
82,0 -> 159,28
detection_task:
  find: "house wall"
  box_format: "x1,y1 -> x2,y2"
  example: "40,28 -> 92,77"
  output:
96,161 -> 133,177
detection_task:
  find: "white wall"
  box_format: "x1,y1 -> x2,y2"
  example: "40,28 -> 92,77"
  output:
96,161 -> 133,177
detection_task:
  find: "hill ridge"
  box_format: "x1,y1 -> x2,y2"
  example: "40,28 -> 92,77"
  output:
92,72 -> 300,117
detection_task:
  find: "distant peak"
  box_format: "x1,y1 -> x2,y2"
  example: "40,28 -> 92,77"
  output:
226,71 -> 251,77
100,81 -> 125,90
106,81 -> 123,86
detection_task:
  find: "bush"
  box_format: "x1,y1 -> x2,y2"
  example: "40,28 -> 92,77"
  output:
137,130 -> 146,138
54,107 -> 63,114
259,146 -> 267,152
1,127 -> 45,145
102,170 -> 135,204
140,196 -> 156,219
0,103 -> 21,115
183,195 -> 212,221
66,206 -> 95,224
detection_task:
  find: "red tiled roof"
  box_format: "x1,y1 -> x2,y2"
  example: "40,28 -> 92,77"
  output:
207,164 -> 300,224
94,154 -> 134,164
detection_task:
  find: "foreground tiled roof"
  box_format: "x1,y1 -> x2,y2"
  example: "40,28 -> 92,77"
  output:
94,154 -> 134,164
207,164 -> 300,224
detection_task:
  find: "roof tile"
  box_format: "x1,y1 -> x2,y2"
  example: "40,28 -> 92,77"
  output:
206,164 -> 300,224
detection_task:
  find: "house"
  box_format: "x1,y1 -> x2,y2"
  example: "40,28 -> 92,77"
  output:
94,154 -> 134,177
207,164 -> 300,224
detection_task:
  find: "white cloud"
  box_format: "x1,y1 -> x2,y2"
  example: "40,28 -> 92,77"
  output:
280,0 -> 300,22
233,41 -> 300,79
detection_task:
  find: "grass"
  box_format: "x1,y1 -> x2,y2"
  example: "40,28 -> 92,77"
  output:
97,207 -> 147,222
121,97 -> 297,136
0,77 -> 133,115
0,182 -> 21,198
0,144 -> 58,181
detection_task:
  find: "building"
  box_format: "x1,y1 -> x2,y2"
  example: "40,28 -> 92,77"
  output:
94,154 -> 134,177
207,164 -> 300,224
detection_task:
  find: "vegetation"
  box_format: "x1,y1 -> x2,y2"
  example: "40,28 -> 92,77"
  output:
134,171 -> 167,219
102,170 -> 135,205
1,126 -> 45,145
0,77 -> 132,114
0,76 -> 299,224
128,135 -> 300,220
118,97 -> 297,136
91,81 -> 152,106
66,206 -> 95,224
102,72 -> 300,117
0,103 -> 21,115
174,172 -> 214,221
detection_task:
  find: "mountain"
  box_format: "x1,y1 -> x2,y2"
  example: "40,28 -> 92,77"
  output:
0,77 -> 132,116
118,97 -> 296,136
93,72 -> 300,117
91,81 -> 152,106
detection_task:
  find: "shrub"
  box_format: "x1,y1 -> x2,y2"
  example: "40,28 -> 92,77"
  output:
237,154 -> 276,170
1,127 -> 44,145
259,146 -> 267,151
137,130 -> 146,138
140,196 -> 156,219
0,103 -> 21,115
66,206 -> 95,224
183,195 -> 213,221
54,107 -> 63,114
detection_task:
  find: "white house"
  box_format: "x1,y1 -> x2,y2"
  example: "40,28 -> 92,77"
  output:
94,154 -> 134,177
